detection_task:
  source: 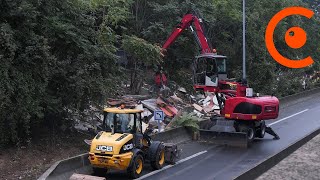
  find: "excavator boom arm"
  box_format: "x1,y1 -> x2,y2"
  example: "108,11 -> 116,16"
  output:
162,14 -> 211,53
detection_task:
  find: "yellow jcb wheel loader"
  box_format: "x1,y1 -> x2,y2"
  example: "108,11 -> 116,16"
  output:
88,107 -> 178,179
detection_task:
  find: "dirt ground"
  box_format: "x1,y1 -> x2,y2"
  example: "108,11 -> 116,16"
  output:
258,134 -> 320,180
0,132 -> 91,180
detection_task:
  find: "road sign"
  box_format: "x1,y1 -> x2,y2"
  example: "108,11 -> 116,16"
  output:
154,110 -> 164,121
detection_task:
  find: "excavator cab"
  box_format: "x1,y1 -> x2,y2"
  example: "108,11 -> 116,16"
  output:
193,53 -> 227,92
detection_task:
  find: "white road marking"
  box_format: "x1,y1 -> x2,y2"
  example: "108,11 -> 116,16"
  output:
137,150 -> 207,180
268,109 -> 309,126
138,109 -> 309,179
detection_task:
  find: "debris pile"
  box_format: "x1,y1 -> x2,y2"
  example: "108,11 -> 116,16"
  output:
73,88 -> 221,135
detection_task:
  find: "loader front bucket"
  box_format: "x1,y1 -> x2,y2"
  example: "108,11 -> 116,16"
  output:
199,130 -> 248,148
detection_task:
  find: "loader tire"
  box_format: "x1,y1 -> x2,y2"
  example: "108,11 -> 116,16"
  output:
256,121 -> 266,138
149,141 -> 165,170
127,154 -> 144,179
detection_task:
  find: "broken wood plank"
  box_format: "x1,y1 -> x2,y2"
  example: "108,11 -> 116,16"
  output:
192,103 -> 203,112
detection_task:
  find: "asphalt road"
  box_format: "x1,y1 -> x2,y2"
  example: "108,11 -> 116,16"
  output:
88,92 -> 320,180
134,92 -> 320,180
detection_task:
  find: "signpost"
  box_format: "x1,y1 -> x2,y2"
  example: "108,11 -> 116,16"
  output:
154,110 -> 164,132
243,0 -> 246,81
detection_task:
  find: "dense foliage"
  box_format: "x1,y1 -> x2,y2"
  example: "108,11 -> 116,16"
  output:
0,0 -> 319,146
132,0 -> 320,94
0,0 -> 121,146
173,112 -> 200,133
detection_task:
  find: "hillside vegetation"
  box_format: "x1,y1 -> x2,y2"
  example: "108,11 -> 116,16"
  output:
0,0 -> 319,146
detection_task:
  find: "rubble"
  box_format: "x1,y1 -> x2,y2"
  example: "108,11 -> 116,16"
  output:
170,94 -> 183,103
73,86 -> 222,136
156,97 -> 178,117
178,87 -> 187,93
193,103 -> 203,112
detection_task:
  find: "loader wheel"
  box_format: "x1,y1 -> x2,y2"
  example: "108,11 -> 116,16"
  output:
256,121 -> 266,138
92,167 -> 107,176
127,154 -> 144,179
148,141 -> 165,170
151,145 -> 165,170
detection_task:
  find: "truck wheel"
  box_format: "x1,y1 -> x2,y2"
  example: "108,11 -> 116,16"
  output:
256,121 -> 266,138
149,142 -> 165,170
128,154 -> 144,179
239,125 -> 255,143
92,167 -> 107,176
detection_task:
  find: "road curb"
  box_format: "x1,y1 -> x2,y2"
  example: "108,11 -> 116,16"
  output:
37,126 -> 190,180
234,128 -> 320,180
37,153 -> 90,180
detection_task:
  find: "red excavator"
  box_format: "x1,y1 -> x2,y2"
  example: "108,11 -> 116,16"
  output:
159,13 -> 280,147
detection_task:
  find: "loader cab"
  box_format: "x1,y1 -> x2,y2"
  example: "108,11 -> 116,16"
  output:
102,108 -> 143,135
193,53 -> 227,91
90,107 -> 171,179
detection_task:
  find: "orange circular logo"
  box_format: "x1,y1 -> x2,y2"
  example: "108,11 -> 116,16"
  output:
265,7 -> 314,68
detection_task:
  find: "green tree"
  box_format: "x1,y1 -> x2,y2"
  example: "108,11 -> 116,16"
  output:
0,0 -> 122,146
